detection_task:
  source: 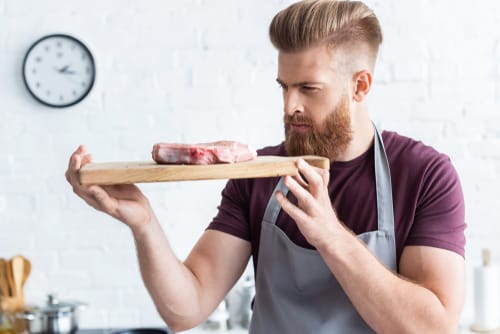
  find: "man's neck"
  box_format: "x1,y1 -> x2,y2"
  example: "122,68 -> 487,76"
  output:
335,110 -> 375,162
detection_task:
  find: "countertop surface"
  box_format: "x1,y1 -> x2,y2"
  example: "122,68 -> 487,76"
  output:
78,327 -> 248,334
78,329 -> 173,334
77,324 -> 482,334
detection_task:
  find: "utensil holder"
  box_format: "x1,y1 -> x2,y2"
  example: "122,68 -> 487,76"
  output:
0,297 -> 25,333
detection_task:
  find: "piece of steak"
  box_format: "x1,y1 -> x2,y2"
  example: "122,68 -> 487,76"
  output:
152,140 -> 257,164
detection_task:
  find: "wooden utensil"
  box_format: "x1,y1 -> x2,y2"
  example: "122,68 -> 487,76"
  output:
21,257 -> 31,294
0,258 -> 10,297
4,260 -> 15,298
9,256 -> 25,299
79,155 -> 330,185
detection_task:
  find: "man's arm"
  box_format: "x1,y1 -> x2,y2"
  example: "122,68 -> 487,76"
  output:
276,158 -> 465,333
65,145 -> 252,332
318,230 -> 464,333
134,226 -> 251,332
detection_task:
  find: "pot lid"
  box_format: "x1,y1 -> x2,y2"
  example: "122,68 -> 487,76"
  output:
24,294 -> 86,316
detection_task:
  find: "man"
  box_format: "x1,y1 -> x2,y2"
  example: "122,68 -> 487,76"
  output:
66,0 -> 466,333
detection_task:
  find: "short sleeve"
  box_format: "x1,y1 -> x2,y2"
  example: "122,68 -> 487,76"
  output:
206,179 -> 251,241
406,155 -> 466,258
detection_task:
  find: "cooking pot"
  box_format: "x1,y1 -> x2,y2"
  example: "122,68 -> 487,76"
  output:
112,330 -> 169,334
16,294 -> 86,334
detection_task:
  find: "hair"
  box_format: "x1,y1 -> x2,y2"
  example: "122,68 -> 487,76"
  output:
269,0 -> 383,69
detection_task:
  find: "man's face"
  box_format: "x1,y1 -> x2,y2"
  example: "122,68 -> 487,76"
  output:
277,44 -> 353,161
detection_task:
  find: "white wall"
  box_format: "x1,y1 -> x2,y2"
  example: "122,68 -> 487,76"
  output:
0,0 -> 498,329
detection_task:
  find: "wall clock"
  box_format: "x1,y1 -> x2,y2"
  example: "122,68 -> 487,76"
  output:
22,34 -> 96,108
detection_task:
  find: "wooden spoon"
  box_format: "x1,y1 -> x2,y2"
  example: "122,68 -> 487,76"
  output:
22,257 -> 31,291
0,258 -> 10,297
4,258 -> 15,297
10,255 -> 26,298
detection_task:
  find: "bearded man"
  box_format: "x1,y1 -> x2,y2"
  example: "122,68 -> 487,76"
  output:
66,1 -> 466,332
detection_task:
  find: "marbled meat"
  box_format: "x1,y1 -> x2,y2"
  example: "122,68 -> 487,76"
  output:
152,140 -> 257,164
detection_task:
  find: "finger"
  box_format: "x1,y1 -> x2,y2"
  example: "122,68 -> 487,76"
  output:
103,184 -> 142,202
316,167 -> 330,185
88,185 -> 117,214
81,153 -> 93,166
283,175 -> 316,210
307,163 -> 330,185
69,150 -> 82,170
275,191 -> 309,223
73,154 -> 93,185
296,159 -> 325,196
66,153 -> 82,185
292,172 -> 309,189
66,148 -> 91,185
70,182 -> 102,211
74,187 -> 100,208
67,145 -> 86,170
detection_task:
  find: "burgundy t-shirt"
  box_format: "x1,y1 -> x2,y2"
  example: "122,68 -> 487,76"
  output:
207,130 -> 466,273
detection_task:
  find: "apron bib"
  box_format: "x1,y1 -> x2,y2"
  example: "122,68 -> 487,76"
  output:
249,126 -> 397,333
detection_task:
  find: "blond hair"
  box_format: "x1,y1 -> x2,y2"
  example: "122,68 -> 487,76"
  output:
269,0 -> 382,66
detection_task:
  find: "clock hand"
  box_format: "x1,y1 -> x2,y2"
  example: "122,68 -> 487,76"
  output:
53,65 -> 77,75
61,65 -> 70,72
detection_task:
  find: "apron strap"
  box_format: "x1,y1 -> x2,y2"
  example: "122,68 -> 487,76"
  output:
373,123 -> 395,236
262,178 -> 288,225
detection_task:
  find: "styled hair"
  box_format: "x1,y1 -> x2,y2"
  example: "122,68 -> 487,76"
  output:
269,0 -> 382,63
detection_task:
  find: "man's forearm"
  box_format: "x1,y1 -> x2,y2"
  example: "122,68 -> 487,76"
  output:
132,217 -> 203,331
317,228 -> 456,334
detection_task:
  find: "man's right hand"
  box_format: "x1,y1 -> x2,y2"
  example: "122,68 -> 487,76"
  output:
65,145 -> 155,233
65,146 -> 252,332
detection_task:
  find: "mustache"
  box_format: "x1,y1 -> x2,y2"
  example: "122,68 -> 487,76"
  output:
284,114 -> 313,126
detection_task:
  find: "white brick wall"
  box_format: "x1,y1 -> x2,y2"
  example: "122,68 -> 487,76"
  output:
0,0 -> 499,329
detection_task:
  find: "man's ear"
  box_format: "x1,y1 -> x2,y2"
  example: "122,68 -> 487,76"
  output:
352,70 -> 372,102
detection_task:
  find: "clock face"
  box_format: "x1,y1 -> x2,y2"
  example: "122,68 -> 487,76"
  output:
22,34 -> 96,108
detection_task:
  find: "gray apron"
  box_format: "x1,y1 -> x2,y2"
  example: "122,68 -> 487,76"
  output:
249,126 -> 397,333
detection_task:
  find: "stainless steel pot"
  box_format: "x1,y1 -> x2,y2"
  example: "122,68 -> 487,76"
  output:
16,294 -> 86,334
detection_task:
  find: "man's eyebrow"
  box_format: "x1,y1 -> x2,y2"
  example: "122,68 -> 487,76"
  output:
276,78 -> 323,87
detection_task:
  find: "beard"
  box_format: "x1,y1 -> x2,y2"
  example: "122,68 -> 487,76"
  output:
284,95 -> 353,161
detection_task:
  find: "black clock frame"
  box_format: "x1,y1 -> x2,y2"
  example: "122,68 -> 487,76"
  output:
22,33 -> 96,108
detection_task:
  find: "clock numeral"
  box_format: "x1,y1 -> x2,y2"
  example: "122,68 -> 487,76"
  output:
46,90 -> 51,96
57,52 -> 63,58
81,53 -> 86,60
81,81 -> 86,87
35,82 -> 41,88
72,90 -> 77,96
32,68 -> 37,74
35,56 -> 42,63
44,46 -> 50,52
59,95 -> 64,101
56,41 -> 62,48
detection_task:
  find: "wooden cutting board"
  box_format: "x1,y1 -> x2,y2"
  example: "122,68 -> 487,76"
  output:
79,155 -> 330,185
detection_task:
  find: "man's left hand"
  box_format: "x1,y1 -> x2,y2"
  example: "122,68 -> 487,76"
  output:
275,158 -> 342,249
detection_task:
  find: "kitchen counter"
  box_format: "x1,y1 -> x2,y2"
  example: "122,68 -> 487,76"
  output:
78,324 -> 483,334
78,327 -> 248,334
180,327 -> 247,334
78,329 -> 173,334
78,323 -> 491,334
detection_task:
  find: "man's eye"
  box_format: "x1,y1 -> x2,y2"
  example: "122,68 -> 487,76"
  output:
302,86 -> 318,92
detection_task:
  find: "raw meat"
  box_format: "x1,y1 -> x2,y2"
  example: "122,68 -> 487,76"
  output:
152,140 -> 257,165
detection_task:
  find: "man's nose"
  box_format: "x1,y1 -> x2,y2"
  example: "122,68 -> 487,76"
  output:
283,90 -> 304,116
